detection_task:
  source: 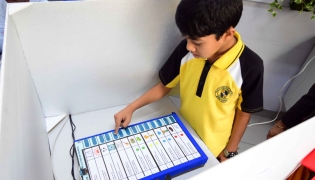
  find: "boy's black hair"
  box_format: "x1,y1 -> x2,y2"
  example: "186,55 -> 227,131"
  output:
175,0 -> 243,40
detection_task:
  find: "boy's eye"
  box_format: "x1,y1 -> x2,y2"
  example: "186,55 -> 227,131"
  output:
193,42 -> 201,46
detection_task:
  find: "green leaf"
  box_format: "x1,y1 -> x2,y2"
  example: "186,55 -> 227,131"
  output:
271,3 -> 281,10
268,8 -> 274,12
294,0 -> 302,4
305,5 -> 314,10
270,2 -> 276,7
272,11 -> 277,17
278,5 -> 283,10
311,15 -> 315,20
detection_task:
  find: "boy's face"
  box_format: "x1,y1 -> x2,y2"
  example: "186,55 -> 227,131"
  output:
185,28 -> 235,60
186,35 -> 224,59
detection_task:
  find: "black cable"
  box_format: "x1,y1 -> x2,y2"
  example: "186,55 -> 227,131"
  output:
69,115 -> 76,180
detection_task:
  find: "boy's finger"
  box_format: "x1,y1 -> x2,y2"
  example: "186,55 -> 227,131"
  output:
114,125 -> 119,134
114,118 -> 121,134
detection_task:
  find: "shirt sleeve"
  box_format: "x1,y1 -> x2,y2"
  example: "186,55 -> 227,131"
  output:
237,47 -> 264,113
281,83 -> 315,128
159,39 -> 188,88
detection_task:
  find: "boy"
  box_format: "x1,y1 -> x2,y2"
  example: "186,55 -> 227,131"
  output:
114,0 -> 264,162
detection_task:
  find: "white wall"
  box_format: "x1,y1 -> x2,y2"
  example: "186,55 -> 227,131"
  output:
239,1 -> 315,111
0,14 -> 53,180
284,47 -> 315,110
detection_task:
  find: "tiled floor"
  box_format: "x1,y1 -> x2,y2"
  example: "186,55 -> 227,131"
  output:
168,96 -> 276,154
239,115 -> 275,153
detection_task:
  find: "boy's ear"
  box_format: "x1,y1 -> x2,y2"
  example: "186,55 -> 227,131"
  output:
222,27 -> 236,41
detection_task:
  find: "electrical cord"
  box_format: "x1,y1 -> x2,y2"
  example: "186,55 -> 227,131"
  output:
69,115 -> 77,180
166,174 -> 172,180
247,54 -> 315,127
50,114 -> 77,180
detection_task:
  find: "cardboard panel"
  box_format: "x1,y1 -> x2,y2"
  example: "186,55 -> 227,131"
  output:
11,1 -> 182,117
0,14 -> 53,180
189,117 -> 315,179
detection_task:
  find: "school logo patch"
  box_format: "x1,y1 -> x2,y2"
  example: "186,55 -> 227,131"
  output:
215,86 -> 233,103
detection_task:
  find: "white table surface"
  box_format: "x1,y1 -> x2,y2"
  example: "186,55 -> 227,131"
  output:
48,96 -> 219,180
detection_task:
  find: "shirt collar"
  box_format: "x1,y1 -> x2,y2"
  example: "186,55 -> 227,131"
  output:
213,32 -> 244,70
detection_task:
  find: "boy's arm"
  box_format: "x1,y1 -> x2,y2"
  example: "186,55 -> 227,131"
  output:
114,82 -> 171,134
218,108 -> 250,162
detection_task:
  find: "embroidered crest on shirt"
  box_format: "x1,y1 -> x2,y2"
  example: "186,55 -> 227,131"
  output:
215,86 -> 233,103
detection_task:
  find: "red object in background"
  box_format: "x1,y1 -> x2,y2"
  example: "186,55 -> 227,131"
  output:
301,148 -> 315,172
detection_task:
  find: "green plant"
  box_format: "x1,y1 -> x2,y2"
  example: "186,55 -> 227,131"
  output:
268,0 -> 315,20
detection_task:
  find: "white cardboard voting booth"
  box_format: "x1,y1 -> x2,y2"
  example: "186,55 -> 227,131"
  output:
1,1 -> 315,180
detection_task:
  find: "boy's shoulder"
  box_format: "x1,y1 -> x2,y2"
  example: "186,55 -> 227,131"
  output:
239,45 -> 264,70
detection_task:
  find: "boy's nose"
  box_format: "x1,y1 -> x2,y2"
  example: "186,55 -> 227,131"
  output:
186,40 -> 196,52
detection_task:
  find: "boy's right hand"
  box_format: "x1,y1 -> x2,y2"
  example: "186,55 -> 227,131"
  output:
114,107 -> 134,134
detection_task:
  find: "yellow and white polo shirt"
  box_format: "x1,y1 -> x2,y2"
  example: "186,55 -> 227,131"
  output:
159,32 -> 264,156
